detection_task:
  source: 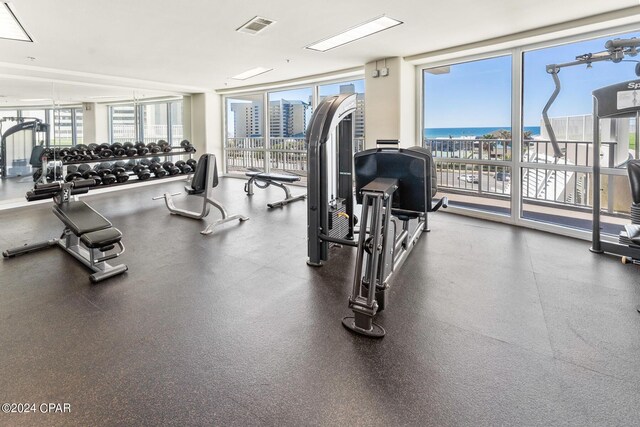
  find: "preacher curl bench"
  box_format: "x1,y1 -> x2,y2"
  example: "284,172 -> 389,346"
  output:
155,153 -> 249,235
244,171 -> 307,208
3,179 -> 127,283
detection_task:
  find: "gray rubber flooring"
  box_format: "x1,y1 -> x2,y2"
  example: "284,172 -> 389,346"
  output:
1,177 -> 639,426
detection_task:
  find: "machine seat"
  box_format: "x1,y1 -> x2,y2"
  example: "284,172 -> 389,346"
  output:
80,228 -> 122,249
52,201 -> 112,236
245,171 -> 301,183
187,154 -> 218,196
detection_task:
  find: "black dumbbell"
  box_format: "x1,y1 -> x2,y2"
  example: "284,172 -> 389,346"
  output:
65,172 -> 82,182
78,164 -> 92,174
82,170 -> 102,186
139,158 -> 152,167
162,161 -> 180,175
153,167 -> 168,178
137,167 -> 151,180
125,160 -> 136,171
102,173 -> 117,185
180,140 -> 196,152
100,148 -> 114,158
112,167 -> 129,183
67,165 -> 79,174
87,143 -> 99,151
186,158 -> 197,170
110,143 -> 125,156
175,160 -> 192,174
123,141 -> 134,149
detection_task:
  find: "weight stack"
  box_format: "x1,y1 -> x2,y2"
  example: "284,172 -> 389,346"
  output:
631,204 -> 640,225
328,199 -> 350,240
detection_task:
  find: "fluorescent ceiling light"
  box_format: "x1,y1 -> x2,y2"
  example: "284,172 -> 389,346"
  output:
0,3 -> 32,42
232,67 -> 273,80
306,15 -> 402,52
19,98 -> 51,102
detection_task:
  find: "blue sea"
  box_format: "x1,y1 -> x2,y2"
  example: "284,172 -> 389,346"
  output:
425,126 -> 541,139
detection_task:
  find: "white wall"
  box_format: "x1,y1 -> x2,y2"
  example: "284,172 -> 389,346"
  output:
364,57 -> 416,149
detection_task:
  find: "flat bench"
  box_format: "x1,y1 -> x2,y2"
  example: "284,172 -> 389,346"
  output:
244,171 -> 307,208
3,180 -> 127,283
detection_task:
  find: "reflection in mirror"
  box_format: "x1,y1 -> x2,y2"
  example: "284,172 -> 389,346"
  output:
0,79 -> 183,208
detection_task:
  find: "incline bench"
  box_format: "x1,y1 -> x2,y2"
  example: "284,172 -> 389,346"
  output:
244,171 -> 306,208
3,179 -> 127,283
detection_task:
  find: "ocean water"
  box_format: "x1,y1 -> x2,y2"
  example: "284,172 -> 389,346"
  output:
425,126 -> 541,139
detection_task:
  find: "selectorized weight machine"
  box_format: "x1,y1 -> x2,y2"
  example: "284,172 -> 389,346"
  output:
543,36 -> 640,313
306,94 -> 447,337
0,117 -> 50,179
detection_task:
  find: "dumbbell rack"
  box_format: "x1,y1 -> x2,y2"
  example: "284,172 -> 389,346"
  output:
43,147 -> 195,189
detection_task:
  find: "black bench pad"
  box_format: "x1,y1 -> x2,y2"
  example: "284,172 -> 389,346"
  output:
52,201 -> 112,236
246,171 -> 300,183
81,228 -> 122,249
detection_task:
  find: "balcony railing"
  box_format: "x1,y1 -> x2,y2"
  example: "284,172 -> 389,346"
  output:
225,137 -> 365,178
425,137 -> 622,212
111,125 -> 184,144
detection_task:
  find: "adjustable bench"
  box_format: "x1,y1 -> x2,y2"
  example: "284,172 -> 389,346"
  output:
155,153 -> 249,235
244,171 -> 306,208
3,179 -> 127,283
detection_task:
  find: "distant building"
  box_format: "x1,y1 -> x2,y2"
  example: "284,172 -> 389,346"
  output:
230,101 -> 263,138
269,99 -> 309,138
339,84 -> 365,139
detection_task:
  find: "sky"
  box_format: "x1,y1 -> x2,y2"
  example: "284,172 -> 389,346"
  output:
424,30 -> 640,128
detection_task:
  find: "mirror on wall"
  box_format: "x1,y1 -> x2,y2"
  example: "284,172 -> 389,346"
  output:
0,78 -> 185,208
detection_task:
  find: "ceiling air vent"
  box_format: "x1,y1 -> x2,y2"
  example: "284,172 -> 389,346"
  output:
236,16 -> 275,35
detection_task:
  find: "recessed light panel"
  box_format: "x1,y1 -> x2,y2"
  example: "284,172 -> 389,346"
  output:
306,16 -> 402,52
0,3 -> 32,42
232,67 -> 273,80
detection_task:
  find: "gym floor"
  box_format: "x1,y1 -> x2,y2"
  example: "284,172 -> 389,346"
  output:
1,177 -> 640,426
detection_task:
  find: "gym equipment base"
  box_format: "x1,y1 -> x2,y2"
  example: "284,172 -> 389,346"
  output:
342,316 -> 385,338
156,154 -> 249,235
4,234 -> 127,283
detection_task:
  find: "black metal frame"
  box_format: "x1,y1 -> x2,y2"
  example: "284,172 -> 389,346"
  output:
1,118 -> 50,178
2,179 -> 127,283
590,79 -> 640,264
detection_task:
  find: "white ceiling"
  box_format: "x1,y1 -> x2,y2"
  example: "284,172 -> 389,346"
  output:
0,0 -> 639,103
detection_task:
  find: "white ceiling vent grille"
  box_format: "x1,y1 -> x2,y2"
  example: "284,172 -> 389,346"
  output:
236,16 -> 275,35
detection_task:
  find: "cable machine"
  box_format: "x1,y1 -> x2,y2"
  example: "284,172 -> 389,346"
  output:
590,79 -> 640,262
0,117 -> 50,179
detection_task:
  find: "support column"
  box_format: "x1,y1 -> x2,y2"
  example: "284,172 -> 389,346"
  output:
190,92 -> 223,160
82,102 -> 108,144
364,57 -> 416,149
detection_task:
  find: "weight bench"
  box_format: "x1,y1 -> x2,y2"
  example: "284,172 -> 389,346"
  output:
155,153 -> 249,235
3,179 -> 127,283
244,171 -> 307,208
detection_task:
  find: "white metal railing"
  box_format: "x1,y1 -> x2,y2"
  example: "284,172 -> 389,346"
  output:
426,137 -> 622,211
225,137 -> 365,178
111,124 -> 184,144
